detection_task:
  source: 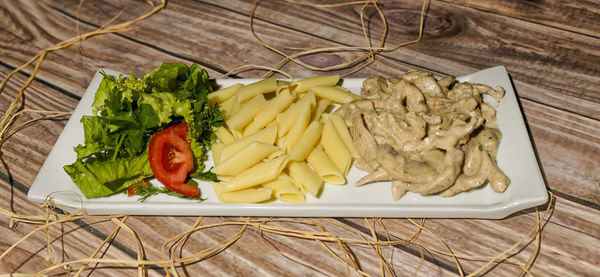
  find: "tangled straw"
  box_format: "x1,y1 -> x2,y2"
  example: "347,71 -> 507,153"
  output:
0,0 -> 555,276
2,193 -> 554,276
224,0 -> 428,78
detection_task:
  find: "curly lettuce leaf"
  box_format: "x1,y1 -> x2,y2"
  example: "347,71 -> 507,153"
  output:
138,92 -> 193,126
64,154 -> 153,198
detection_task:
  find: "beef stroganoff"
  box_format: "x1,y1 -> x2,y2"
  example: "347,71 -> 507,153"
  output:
336,70 -> 510,200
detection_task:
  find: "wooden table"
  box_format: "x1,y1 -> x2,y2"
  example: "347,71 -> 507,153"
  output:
1,0 -> 598,276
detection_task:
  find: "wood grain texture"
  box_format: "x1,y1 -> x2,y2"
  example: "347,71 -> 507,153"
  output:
448,0 -> 600,37
0,0 -> 599,276
19,0 -> 598,204
0,178 -> 150,276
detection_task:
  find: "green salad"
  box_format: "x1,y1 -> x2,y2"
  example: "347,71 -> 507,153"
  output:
64,63 -> 223,200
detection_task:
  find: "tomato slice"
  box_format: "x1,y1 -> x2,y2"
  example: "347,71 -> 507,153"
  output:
127,179 -> 151,197
148,123 -> 199,197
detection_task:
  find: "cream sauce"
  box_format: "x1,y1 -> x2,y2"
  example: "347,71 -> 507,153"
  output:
339,71 -> 510,199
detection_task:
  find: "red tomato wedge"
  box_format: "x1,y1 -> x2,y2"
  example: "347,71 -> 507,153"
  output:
148,123 -> 199,197
127,179 -> 151,197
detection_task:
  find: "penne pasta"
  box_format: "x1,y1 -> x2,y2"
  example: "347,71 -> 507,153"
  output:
267,148 -> 286,160
262,178 -> 305,203
208,83 -> 242,105
242,120 -> 260,137
307,144 -> 345,185
281,101 -> 312,152
277,91 -> 316,137
312,98 -> 331,122
287,160 -> 323,197
229,92 -> 243,117
212,182 -> 273,203
292,75 -> 340,93
288,120 -> 323,161
218,175 -> 234,183
237,77 -> 277,102
214,126 -> 235,145
310,85 -> 359,104
278,172 -> 296,185
321,119 -> 353,175
219,124 -> 278,162
213,142 -> 279,176
211,142 -> 225,166
226,93 -> 267,132
208,76 -> 361,204
224,155 -> 288,192
254,87 -> 296,129
219,95 -> 236,116
321,113 -> 361,159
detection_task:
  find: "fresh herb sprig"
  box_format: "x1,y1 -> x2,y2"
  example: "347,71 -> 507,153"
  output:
129,181 -> 206,202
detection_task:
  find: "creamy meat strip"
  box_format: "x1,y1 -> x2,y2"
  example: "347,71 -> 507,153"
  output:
338,70 -> 510,199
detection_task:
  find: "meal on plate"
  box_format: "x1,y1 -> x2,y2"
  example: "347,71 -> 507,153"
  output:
64,62 -> 509,203
335,70 -> 510,200
64,63 -> 223,200
207,75 -> 360,203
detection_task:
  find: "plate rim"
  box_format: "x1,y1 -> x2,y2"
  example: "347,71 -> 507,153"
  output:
27,65 -> 549,219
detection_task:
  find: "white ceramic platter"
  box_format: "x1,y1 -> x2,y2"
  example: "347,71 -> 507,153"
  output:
27,66 -> 548,218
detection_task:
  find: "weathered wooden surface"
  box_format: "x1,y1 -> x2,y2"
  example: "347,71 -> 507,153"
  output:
1,0 -> 598,276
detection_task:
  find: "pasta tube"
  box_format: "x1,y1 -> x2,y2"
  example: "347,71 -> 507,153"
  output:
321,119 -> 352,175
211,142 -> 225,166
321,113 -> 361,159
311,85 -> 359,104
262,178 -> 305,203
224,155 -> 288,192
292,75 -> 340,93
219,96 -> 236,115
208,83 -> 242,105
237,77 -> 277,102
226,93 -> 267,132
212,142 -> 279,176
219,124 -> 278,162
312,98 -> 331,121
212,183 -> 273,203
307,144 -> 345,185
281,101 -> 311,152
288,120 -> 323,161
254,87 -> 296,129
287,160 -> 323,197
214,126 -> 235,145
277,91 -> 316,137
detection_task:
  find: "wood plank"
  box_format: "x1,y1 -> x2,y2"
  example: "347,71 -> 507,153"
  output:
45,0 -> 600,121
0,66 -> 77,185
341,195 -> 600,276
0,177 -> 156,276
520,98 -> 600,204
0,0 -> 196,96
57,215 -> 461,276
41,0 -> 398,78
447,0 -> 600,37
0,65 -> 165,275
224,0 -> 600,119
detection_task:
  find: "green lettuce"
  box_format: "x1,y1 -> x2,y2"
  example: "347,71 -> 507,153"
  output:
64,154 -> 152,198
65,63 -> 223,199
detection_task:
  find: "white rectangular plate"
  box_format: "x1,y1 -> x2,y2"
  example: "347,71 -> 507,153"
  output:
28,66 -> 548,218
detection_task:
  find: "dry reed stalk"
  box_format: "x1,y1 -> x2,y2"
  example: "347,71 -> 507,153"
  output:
224,0 -> 428,79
